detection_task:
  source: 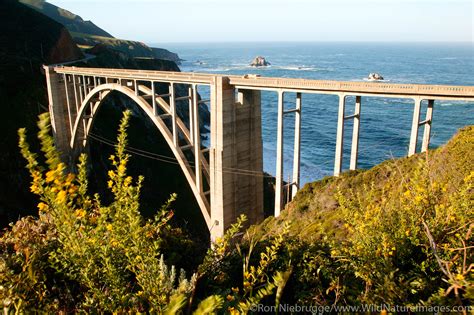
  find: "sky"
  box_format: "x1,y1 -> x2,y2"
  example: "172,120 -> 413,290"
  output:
49,0 -> 473,43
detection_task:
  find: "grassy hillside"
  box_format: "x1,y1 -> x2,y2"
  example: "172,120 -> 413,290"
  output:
257,126 -> 473,240
233,125 -> 473,305
71,32 -> 181,62
196,126 -> 473,306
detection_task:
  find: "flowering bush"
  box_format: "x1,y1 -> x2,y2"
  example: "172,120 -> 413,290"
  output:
1,111 -> 290,314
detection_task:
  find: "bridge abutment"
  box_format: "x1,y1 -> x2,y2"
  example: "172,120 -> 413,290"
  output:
209,77 -> 264,240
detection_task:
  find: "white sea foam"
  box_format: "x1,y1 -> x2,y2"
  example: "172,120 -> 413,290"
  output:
201,68 -> 232,72
273,66 -> 331,72
362,78 -> 391,82
439,102 -> 472,107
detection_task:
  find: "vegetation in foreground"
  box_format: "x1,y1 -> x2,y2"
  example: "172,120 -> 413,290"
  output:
0,112 -> 472,313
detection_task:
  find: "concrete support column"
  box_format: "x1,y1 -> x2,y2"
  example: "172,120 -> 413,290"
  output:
350,96 -> 361,171
291,93 -> 302,198
44,66 -> 72,162
274,90 -> 284,217
152,81 -> 158,116
192,84 -> 202,193
409,98 -> 422,156
421,100 -> 434,153
209,77 -> 264,240
334,94 -> 346,176
62,74 -> 74,135
169,83 -> 178,146
188,86 -> 194,145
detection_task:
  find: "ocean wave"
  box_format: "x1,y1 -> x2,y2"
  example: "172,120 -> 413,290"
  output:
200,68 -> 232,72
362,78 -> 392,82
279,66 -> 315,71
439,102 -> 473,107
273,66 -> 332,72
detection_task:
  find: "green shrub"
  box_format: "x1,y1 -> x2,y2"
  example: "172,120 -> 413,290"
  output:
1,111 -> 289,314
252,126 -> 473,306
0,111 -> 198,312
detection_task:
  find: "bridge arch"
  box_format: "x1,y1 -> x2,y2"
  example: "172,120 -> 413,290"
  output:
45,66 -> 268,240
70,83 -> 212,228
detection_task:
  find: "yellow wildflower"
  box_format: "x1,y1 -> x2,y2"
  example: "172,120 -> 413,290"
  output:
56,190 -> 67,203
228,307 -> 239,315
75,209 -> 86,219
226,294 -> 234,302
30,184 -> 40,194
37,202 -> 48,211
414,195 -> 424,203
455,274 -> 465,281
45,170 -> 55,183
118,164 -> 126,174
106,224 -> 113,231
32,171 -> 41,182
231,287 -> 239,294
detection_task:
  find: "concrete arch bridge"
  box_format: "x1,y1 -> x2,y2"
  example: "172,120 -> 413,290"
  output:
44,66 -> 474,240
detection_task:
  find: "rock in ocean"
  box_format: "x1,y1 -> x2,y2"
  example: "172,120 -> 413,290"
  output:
250,56 -> 271,67
368,73 -> 384,81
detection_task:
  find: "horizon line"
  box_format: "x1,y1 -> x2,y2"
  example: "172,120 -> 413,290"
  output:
147,40 -> 474,45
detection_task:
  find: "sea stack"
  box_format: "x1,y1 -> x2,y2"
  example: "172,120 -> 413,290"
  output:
368,73 -> 384,81
250,56 -> 270,67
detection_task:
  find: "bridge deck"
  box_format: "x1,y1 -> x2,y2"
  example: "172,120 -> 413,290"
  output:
55,66 -> 474,101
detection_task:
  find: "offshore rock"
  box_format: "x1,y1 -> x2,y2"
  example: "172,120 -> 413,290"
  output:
368,73 -> 384,81
250,56 -> 271,67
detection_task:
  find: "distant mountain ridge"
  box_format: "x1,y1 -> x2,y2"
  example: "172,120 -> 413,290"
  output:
19,0 -> 113,38
19,0 -> 182,63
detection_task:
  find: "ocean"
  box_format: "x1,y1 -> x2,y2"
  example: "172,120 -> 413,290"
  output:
153,42 -> 474,184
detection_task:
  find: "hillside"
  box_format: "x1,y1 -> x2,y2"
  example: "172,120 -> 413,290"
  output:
71,32 -> 181,62
19,0 -> 182,63
0,0 -> 83,224
257,126 -> 473,240
232,125 -> 473,305
19,0 -> 113,37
